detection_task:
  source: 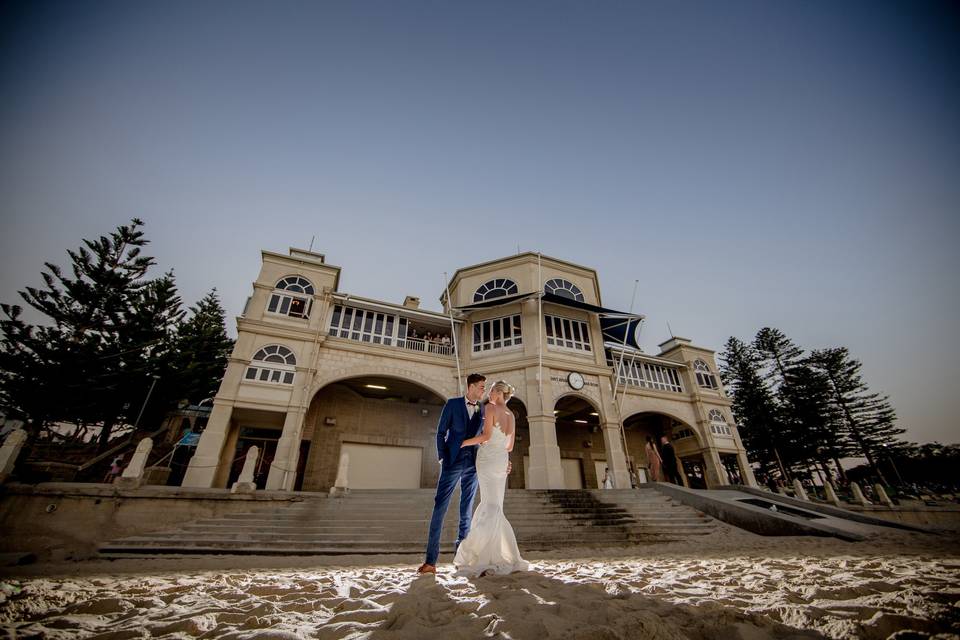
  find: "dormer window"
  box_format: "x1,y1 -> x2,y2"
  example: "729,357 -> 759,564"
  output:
544,278 -> 584,302
474,278 -> 519,302
694,359 -> 718,389
267,276 -> 315,319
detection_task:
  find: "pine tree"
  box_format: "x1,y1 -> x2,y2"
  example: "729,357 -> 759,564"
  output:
169,289 -> 234,406
719,337 -> 787,480
808,347 -> 906,484
0,305 -> 56,438
753,328 -> 837,481
0,219 -> 186,450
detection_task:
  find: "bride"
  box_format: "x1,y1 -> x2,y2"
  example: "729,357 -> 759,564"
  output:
454,380 -> 530,576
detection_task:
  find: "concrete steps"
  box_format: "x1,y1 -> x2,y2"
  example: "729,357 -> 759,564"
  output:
98,487 -> 716,557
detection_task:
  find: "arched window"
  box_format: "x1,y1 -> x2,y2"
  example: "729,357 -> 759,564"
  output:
694,359 -> 718,390
709,409 -> 732,436
544,278 -> 585,302
267,276 -> 315,319
245,345 -> 297,385
474,278 -> 519,302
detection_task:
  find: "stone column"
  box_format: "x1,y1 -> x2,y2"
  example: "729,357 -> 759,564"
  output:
231,446 -> 259,494
600,423 -> 630,489
0,429 -> 28,483
702,447 -> 729,488
181,402 -> 234,488
266,408 -> 306,491
736,451 -> 758,487
526,414 -> 564,489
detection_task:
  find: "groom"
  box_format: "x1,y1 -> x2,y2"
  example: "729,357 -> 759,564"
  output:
417,373 -> 486,574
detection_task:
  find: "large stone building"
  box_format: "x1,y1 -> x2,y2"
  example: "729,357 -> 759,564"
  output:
182,248 -> 756,493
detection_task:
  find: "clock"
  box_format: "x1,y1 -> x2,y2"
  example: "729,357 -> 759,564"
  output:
567,372 -> 585,390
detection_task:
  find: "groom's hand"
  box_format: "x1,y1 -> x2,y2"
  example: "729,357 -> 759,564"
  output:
507,461 -> 512,474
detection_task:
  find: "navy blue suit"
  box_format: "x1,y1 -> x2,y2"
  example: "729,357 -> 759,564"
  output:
424,396 -> 484,565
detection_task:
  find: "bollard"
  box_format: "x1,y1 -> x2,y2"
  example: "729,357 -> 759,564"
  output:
874,483 -> 894,507
330,451 -> 350,497
0,429 -> 28,484
823,481 -> 843,507
850,481 -> 871,506
231,446 -> 260,494
116,437 -> 153,489
792,478 -> 809,501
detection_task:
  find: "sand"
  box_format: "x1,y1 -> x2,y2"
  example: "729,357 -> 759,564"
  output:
1,529 -> 958,640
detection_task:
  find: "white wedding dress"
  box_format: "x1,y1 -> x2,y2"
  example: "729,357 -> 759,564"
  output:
454,421 -> 529,576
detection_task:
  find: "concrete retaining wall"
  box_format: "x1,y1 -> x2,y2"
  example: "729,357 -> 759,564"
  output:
0,483 -> 316,561
650,483 -> 864,541
726,485 -> 954,531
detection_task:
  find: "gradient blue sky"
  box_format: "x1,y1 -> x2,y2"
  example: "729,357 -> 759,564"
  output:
1,1 -> 958,444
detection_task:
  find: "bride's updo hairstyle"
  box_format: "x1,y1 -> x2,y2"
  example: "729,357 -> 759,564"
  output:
490,380 -> 515,402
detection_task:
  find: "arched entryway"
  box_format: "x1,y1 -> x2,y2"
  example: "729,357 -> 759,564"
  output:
506,397 -> 529,489
623,412 -> 705,488
551,394 -> 605,489
300,375 -> 446,491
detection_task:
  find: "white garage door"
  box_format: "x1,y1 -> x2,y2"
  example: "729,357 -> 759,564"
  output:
562,458 -> 585,489
340,443 -> 422,489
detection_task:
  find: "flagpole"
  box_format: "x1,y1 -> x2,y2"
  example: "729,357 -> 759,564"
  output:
612,280 -> 639,403
614,280 -> 639,484
443,272 -> 463,396
537,252 -> 544,412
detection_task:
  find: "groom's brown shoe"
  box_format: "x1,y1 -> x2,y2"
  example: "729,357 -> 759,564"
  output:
416,563 -> 436,574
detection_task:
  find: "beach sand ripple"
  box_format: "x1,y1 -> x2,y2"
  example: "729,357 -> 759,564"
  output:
1,535 -> 958,639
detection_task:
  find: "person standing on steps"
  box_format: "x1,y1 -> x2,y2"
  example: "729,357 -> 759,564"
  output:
660,435 -> 682,486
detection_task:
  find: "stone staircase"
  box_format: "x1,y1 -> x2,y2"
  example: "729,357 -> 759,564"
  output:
98,487 -> 716,557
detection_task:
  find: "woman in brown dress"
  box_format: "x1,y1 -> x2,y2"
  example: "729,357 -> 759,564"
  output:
645,435 -> 662,482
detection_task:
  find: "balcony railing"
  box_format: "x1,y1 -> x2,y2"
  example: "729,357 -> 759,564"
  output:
328,304 -> 455,358
611,354 -> 685,393
400,336 -> 455,356
328,329 -> 456,358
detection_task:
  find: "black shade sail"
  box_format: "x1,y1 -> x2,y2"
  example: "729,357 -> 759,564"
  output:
455,290 -> 645,351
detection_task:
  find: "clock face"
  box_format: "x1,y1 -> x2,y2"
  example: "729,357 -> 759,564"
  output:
568,372 -> 585,390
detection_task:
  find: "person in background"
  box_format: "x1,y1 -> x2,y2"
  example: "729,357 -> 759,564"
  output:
645,435 -> 662,482
602,467 -> 614,489
104,456 -> 124,483
660,435 -> 681,485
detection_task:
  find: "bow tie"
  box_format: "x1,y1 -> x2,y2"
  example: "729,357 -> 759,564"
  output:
467,402 -> 478,407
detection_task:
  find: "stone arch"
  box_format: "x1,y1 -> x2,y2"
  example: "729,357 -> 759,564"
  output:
309,364 -> 455,406
553,391 -> 604,422
621,410 -> 704,486
553,391 -> 605,488
506,396 -> 530,489
622,409 -> 705,448
300,369 -> 452,491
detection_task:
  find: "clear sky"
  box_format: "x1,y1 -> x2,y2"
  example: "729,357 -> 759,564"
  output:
1,1 -> 958,445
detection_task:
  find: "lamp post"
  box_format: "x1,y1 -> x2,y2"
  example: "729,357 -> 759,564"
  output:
131,374 -> 161,433
881,443 -> 905,485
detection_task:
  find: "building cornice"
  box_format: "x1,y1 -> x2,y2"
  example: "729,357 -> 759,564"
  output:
237,318 -> 328,342
262,249 -> 342,292
444,252 -> 603,306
